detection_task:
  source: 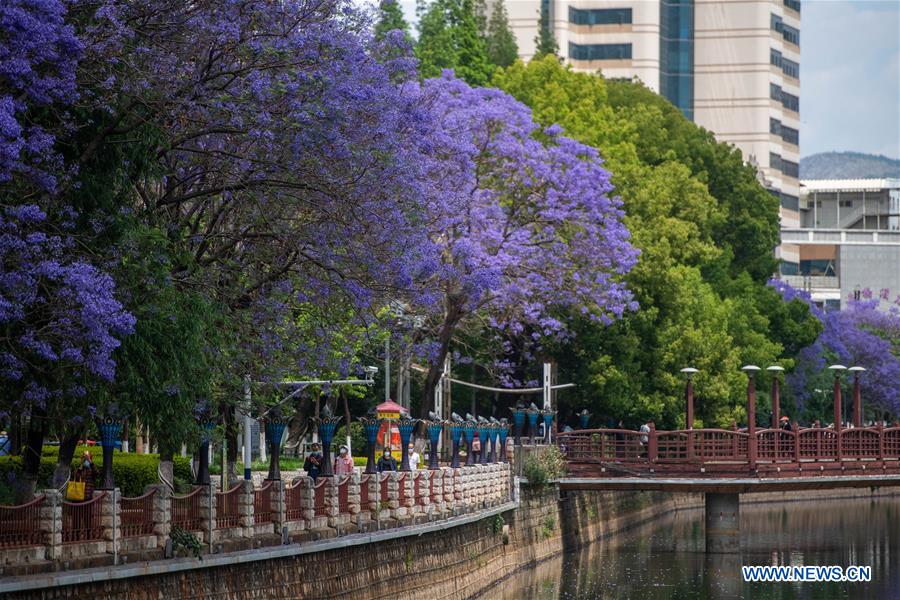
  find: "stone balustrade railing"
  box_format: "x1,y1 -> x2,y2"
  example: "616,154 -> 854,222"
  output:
0,464 -> 512,575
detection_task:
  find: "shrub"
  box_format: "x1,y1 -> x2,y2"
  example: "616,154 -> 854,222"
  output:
522,446 -> 566,488
0,450 -> 193,498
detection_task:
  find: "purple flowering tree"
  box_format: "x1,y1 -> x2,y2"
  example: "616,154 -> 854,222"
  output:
0,0 -> 81,191
0,205 -> 134,497
772,281 -> 900,419
409,73 -> 639,415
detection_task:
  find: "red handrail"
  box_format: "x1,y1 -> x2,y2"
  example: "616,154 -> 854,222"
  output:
216,484 -> 243,529
171,487 -> 204,531
62,492 -> 107,544
0,495 -> 45,548
285,480 -> 304,522
337,476 -> 351,514
313,478 -> 327,517
121,489 -> 157,537
254,482 -> 273,524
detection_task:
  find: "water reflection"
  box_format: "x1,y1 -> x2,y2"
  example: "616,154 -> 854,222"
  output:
485,496 -> 900,599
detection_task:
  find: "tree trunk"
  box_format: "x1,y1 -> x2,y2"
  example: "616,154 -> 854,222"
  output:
223,402 -> 238,487
135,417 -> 144,454
418,304 -> 462,418
18,407 -> 48,502
158,444 -> 175,491
51,429 -> 82,490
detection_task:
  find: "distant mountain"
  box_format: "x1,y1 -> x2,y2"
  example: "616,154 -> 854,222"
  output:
800,152 -> 900,180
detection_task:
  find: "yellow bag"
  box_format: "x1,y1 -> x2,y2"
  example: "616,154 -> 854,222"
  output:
66,480 -> 86,501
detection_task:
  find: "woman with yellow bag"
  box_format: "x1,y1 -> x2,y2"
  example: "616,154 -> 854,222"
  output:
67,450 -> 98,501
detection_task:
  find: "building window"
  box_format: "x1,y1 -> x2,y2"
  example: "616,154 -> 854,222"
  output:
659,0 -> 695,121
839,199 -> 853,208
780,261 -> 800,276
782,24 -> 800,45
770,49 -> 782,68
568,43 -> 633,61
783,58 -> 799,79
782,91 -> 799,112
770,152 -> 782,171
782,125 -> 799,145
770,118 -> 782,136
782,159 -> 799,178
770,83 -> 782,101
569,7 -> 632,25
781,193 -> 799,211
771,13 -> 783,33
784,0 -> 801,14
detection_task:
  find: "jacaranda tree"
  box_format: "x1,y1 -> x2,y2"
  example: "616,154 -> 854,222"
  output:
409,72 -> 639,415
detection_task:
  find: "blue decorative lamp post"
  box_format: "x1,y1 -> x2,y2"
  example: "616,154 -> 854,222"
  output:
526,405 -> 540,445
397,415 -> 419,471
359,416 -> 383,474
488,424 -> 501,463
449,421 -> 464,468
96,414 -> 122,490
265,411 -> 289,481
426,420 -> 445,470
541,409 -> 556,445
194,415 -> 217,486
578,409 -> 591,430
477,422 -> 491,466
498,420 -> 510,463
463,420 -> 477,466
314,409 -> 342,477
510,405 -> 526,446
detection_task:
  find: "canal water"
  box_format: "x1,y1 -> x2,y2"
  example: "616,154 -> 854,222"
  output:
485,495 -> 900,599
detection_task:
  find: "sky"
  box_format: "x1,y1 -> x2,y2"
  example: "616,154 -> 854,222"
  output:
361,0 -> 900,160
801,1 -> 900,159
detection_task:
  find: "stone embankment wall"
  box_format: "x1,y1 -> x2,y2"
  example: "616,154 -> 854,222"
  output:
8,481 -> 894,599
2,484 -> 704,600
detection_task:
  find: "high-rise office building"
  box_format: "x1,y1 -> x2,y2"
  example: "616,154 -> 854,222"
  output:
503,0 -> 801,271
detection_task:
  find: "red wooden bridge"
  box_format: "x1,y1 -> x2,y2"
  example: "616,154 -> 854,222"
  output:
558,424 -> 900,480
553,366 -> 900,552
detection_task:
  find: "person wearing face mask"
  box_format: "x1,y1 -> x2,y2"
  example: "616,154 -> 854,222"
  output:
408,443 -> 420,470
377,447 -> 397,472
73,450 -> 99,500
304,443 -> 323,482
334,445 -> 354,475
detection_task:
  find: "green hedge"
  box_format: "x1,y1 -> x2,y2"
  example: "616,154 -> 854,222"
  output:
0,449 -> 192,498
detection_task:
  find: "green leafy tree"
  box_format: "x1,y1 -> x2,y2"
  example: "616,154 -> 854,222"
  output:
534,10 -> 558,58
493,57 -> 820,428
484,0 -> 518,68
375,0 -> 412,43
416,0 -> 495,85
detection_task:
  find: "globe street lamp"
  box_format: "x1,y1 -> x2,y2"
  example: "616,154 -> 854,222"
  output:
828,365 -> 847,432
426,419 -> 445,470
510,405 -> 527,446
314,408 -> 342,477
264,410 -> 289,481
498,420 -> 510,463
397,415 -> 419,471
449,420 -> 465,469
541,409 -> 556,445
526,405 -> 540,445
849,366 -> 866,427
96,414 -> 122,490
742,365 -> 761,468
578,409 -> 591,430
767,366 -> 785,428
463,419 -> 477,466
359,416 -> 384,475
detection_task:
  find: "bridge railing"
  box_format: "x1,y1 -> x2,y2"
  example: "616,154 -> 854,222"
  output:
559,425 -> 900,469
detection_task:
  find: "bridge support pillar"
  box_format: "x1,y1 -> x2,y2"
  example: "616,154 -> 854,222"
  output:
705,492 -> 740,553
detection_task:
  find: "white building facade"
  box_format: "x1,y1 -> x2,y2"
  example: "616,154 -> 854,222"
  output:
779,178 -> 900,311
503,0 -> 802,272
